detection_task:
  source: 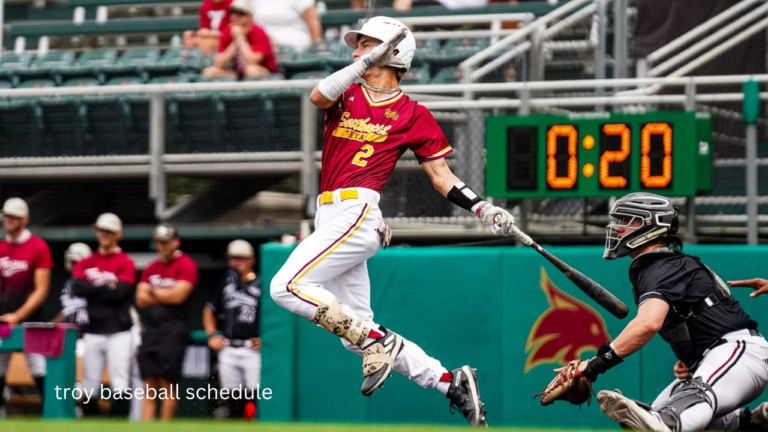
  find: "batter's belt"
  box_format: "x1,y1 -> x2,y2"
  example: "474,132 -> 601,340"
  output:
318,189 -> 359,206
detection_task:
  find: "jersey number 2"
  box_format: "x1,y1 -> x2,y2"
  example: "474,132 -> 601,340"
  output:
352,144 -> 374,167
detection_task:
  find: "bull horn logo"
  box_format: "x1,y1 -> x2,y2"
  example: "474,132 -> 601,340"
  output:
524,267 -> 611,373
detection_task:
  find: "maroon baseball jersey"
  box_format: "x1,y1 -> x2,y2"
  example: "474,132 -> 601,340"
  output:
320,83 -> 453,193
73,247 -> 136,334
140,251 -> 199,331
73,247 -> 136,285
0,230 -> 52,321
199,0 -> 232,32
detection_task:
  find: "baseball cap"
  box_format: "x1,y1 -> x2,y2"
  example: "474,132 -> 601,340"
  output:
2,198 -> 28,218
153,223 -> 178,242
229,0 -> 252,15
227,239 -> 254,258
95,213 -> 122,233
65,243 -> 92,268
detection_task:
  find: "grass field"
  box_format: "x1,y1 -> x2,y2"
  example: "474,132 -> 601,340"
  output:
0,421 -> 609,432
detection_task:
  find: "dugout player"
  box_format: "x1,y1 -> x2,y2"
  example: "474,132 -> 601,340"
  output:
0,197 -> 52,415
559,193 -> 768,432
72,213 -> 137,417
269,16 -> 517,427
55,243 -> 93,328
203,239 -> 261,419
136,224 -> 198,421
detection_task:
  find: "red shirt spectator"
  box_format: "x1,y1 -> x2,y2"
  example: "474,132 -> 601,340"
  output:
218,24 -> 278,74
140,251 -> 199,331
199,0 -> 233,32
0,230 -> 52,322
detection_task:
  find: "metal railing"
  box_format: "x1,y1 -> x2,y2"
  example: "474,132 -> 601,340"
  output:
457,0 -> 620,85
0,74 -> 765,240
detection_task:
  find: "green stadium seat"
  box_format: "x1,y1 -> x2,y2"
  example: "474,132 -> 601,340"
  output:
264,89 -> 303,151
62,78 -> 101,87
0,53 -> 32,86
147,75 -> 193,84
413,39 -> 442,69
105,76 -> 145,86
428,38 -> 489,72
290,70 -> 331,80
16,50 -> 76,84
196,76 -> 238,83
17,79 -> 57,89
401,66 -> 431,85
0,99 -> 43,156
167,92 -> 225,154
56,49 -> 119,83
430,67 -> 464,84
83,96 -> 131,154
327,43 -> 353,69
243,73 -> 286,81
100,48 -> 161,82
0,81 -> 13,89
283,42 -> 337,75
144,48 -> 203,78
220,91 -> 271,152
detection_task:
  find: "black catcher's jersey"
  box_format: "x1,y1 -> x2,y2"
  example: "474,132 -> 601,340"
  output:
206,268 -> 261,340
60,278 -> 89,327
630,248 -> 756,362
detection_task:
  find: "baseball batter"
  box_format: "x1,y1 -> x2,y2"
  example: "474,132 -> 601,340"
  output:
0,197 -> 52,414
204,239 -> 261,419
72,213 -> 137,417
269,16 -> 516,427
541,193 -> 768,432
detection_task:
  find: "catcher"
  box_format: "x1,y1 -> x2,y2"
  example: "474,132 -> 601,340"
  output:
537,193 -> 768,432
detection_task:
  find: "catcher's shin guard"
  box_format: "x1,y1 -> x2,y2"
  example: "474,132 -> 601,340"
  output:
360,326 -> 403,396
447,366 -> 487,427
311,298 -> 370,346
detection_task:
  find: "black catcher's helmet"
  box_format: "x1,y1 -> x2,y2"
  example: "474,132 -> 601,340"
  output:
603,192 -> 680,260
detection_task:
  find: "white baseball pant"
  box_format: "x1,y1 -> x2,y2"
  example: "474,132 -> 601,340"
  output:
218,346 -> 261,389
651,329 -> 768,431
82,330 -> 133,395
270,188 -> 450,392
0,352 -> 45,377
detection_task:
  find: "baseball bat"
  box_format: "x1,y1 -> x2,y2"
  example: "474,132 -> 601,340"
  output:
507,223 -> 630,319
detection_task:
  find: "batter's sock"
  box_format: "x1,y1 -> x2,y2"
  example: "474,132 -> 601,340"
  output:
436,372 -> 452,396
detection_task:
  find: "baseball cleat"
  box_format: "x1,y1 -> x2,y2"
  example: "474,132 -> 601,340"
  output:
598,390 -> 670,432
751,403 -> 768,429
447,366 -> 487,427
361,327 -> 404,396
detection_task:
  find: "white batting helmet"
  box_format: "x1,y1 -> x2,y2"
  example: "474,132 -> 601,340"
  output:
65,242 -> 92,272
344,16 -> 416,72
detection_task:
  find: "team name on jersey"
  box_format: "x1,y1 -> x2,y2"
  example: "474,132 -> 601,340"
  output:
0,257 -> 29,277
149,274 -> 177,289
332,112 -> 392,143
85,268 -> 118,285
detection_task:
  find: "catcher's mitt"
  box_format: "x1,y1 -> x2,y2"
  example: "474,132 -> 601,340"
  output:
535,359 -> 594,406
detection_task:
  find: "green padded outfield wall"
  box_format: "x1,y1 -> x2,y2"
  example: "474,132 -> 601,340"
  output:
259,244 -> 768,427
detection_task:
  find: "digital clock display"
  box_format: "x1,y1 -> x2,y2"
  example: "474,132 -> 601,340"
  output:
485,112 -> 712,198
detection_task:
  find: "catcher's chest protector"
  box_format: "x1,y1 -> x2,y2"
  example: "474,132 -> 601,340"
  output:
630,248 -> 738,366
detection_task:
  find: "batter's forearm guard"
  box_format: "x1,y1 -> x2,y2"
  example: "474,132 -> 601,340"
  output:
582,342 -> 623,382
447,182 -> 486,214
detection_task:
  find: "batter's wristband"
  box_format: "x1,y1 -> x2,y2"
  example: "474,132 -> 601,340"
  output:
447,182 -> 484,213
582,342 -> 623,381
